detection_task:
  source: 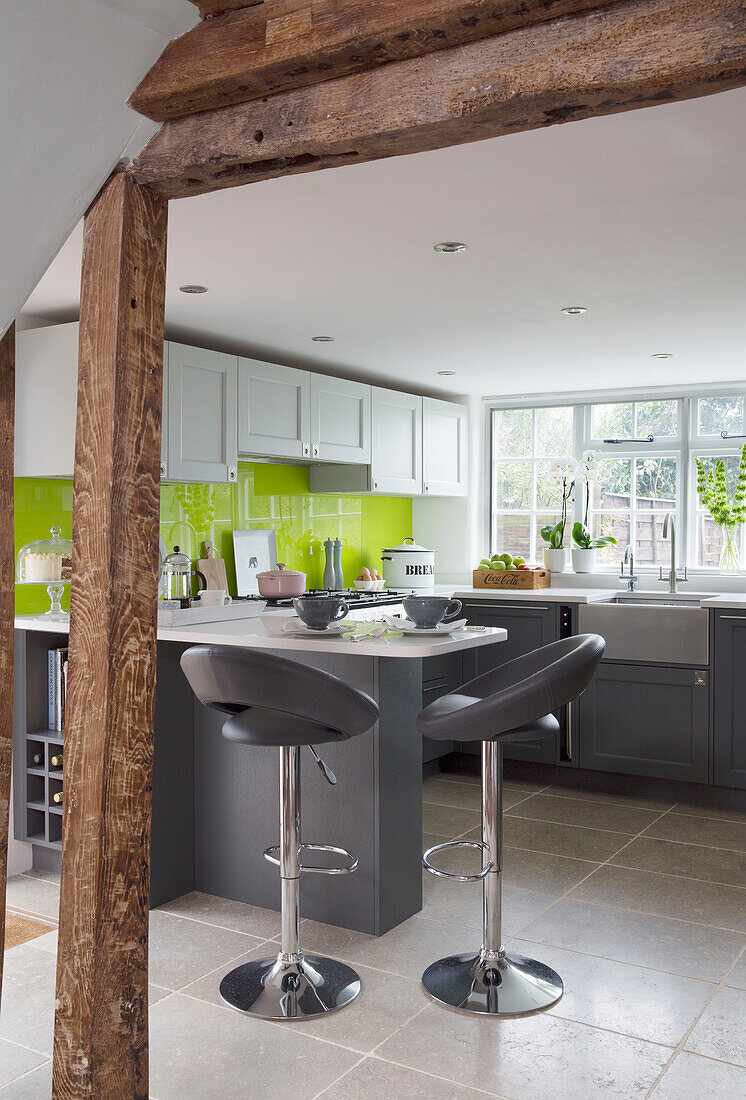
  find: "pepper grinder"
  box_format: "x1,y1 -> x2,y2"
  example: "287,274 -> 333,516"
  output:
323,538 -> 336,591
333,537 -> 344,590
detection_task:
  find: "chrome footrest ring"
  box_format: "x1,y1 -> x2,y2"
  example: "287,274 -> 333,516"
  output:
422,840 -> 492,882
263,842 -> 358,875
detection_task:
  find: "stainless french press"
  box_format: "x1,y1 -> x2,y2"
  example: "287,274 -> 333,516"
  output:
162,546 -> 207,608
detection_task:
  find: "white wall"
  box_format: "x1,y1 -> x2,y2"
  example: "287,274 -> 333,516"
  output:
0,0 -> 195,339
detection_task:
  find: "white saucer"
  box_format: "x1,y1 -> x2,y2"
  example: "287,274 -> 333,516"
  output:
282,617 -> 349,637
382,615 -> 468,636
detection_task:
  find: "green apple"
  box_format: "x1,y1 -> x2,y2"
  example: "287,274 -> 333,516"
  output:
512,555 -> 526,567
498,553 -> 513,566
492,560 -> 506,571
478,559 -> 492,569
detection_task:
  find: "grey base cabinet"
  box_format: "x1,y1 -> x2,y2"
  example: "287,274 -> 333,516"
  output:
712,611 -> 746,789
460,602 -> 564,764
579,662 -> 709,783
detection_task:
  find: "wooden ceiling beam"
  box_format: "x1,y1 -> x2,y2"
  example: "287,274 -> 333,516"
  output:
188,0 -> 260,17
132,0 -> 746,201
131,0 -> 620,122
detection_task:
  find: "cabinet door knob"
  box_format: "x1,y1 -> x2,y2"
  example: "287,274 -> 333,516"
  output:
227,466 -> 237,482
302,442 -> 310,457
160,461 -> 167,478
424,482 -> 429,492
312,443 -> 320,458
373,480 -> 378,490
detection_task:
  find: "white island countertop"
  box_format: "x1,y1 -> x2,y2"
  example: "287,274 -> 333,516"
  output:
14,612 -> 507,659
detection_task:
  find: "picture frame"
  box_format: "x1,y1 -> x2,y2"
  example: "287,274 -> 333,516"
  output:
233,528 -> 277,596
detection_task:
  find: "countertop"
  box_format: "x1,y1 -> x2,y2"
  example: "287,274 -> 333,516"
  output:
452,587 -> 618,604
14,612 -> 507,659
701,594 -> 746,609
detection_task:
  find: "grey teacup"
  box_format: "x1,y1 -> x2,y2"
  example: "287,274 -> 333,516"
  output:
403,596 -> 463,630
293,596 -> 349,631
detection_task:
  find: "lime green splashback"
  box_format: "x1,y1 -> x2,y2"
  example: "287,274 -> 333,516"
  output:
14,479 -> 74,615
15,464 -> 412,612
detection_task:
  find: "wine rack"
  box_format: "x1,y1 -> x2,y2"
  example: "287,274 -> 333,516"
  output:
24,730 -> 64,850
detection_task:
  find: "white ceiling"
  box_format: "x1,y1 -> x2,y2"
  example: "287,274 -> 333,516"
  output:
22,86 -> 746,399
1,0 -> 195,340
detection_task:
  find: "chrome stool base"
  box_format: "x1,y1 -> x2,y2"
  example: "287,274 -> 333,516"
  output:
219,952 -> 362,1020
422,950 -> 563,1016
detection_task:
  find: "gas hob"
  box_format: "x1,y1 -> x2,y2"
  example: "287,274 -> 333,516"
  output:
240,588 -> 414,611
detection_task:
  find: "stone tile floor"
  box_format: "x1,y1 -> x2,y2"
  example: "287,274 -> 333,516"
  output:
2,771 -> 746,1098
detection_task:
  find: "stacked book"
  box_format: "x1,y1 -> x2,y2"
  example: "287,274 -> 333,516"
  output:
47,646 -> 69,732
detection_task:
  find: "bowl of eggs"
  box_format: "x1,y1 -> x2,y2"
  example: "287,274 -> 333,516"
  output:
355,567 -> 385,591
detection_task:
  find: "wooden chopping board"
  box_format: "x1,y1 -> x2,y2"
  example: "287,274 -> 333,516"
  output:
198,540 -> 229,591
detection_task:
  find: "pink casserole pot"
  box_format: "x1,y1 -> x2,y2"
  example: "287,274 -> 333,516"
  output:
256,563 -> 306,599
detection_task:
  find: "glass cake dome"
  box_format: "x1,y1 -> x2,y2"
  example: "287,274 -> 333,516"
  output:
16,526 -> 73,619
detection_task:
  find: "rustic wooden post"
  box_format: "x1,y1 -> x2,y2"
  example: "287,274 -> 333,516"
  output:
0,322 -> 15,1002
52,173 -> 167,1099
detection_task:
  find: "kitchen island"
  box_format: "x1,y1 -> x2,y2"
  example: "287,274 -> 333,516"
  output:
13,613 -> 506,935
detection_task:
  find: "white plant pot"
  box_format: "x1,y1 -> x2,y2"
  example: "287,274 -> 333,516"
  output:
571,548 -> 597,574
544,547 -> 568,573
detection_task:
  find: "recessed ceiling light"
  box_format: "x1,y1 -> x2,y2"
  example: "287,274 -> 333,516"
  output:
652,352 -> 673,359
311,335 -> 335,342
179,284 -> 208,294
437,370 -> 456,376
433,242 -> 467,253
561,306 -> 588,315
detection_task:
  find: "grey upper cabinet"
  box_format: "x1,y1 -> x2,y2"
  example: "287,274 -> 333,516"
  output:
238,358 -> 311,460
167,342 -> 238,484
310,374 -> 371,464
423,397 -> 468,496
712,610 -> 746,789
578,662 -> 709,783
370,388 -> 422,495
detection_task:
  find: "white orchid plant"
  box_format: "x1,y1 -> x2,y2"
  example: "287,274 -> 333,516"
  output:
540,456 -> 577,549
540,451 -> 618,551
571,450 -> 617,551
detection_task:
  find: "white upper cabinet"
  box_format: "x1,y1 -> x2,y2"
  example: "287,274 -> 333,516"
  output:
422,397 -> 468,496
310,375 -> 371,464
238,358 -> 311,460
15,322 -> 169,480
15,323 -> 79,478
370,388 -> 422,495
167,342 -> 238,483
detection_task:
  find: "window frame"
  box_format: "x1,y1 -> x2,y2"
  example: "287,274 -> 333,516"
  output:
490,404 -> 575,564
488,387 -> 746,574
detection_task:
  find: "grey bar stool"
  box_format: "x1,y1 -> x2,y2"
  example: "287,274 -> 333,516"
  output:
181,645 -> 379,1021
417,633 -> 605,1016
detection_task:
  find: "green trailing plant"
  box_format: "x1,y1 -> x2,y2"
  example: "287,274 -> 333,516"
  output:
695,444 -> 746,528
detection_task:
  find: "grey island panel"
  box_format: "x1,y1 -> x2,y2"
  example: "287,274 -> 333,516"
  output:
191,648 -> 424,936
